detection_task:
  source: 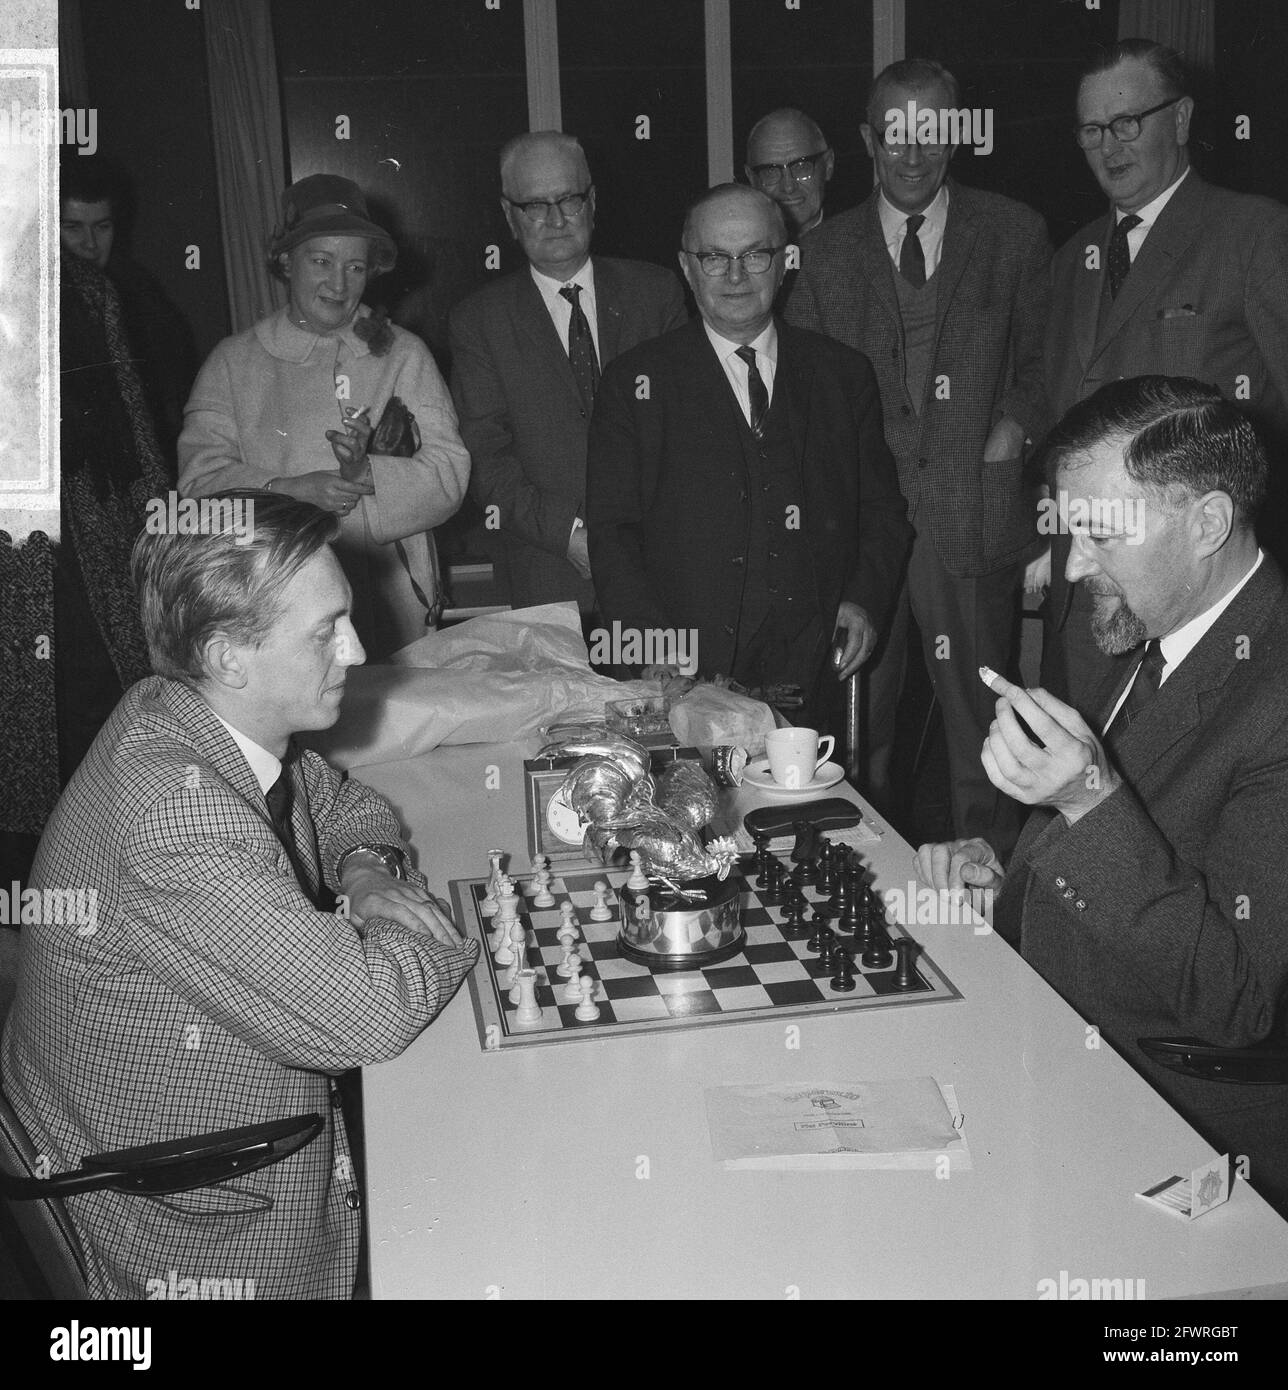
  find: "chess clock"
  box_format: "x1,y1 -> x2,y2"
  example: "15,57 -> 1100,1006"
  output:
523,747 -> 702,866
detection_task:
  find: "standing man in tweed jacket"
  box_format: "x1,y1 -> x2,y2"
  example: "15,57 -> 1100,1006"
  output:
788,59 -> 1050,854
0,495 -> 478,1299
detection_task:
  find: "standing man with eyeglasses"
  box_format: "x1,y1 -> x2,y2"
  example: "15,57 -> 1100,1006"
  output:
745,108 -> 835,239
1041,39 -> 1288,717
449,132 -> 687,619
586,184 -> 910,729
786,59 -> 1050,855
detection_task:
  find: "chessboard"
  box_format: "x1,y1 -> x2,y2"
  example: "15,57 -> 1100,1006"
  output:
450,857 -> 962,1051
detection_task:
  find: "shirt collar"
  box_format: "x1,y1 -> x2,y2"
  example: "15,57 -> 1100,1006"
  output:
877,182 -> 949,245
1158,548 -> 1263,678
531,258 -> 595,297
703,318 -> 778,365
257,304 -> 373,364
211,712 -> 282,796
1116,166 -> 1189,229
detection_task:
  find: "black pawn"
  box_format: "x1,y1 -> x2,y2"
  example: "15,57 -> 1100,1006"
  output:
817,932 -> 837,970
894,937 -> 920,990
861,926 -> 893,970
781,892 -> 808,931
806,922 -> 834,955
830,948 -> 857,992
761,858 -> 785,904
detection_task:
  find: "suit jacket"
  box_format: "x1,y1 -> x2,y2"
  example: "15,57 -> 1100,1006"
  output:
585,318 -> 911,679
1046,172 -> 1288,627
787,180 -> 1051,577
0,678 -> 477,1299
996,557 -> 1288,1184
449,256 -> 688,609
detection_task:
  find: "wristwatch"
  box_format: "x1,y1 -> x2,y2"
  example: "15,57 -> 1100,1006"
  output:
337,843 -> 408,882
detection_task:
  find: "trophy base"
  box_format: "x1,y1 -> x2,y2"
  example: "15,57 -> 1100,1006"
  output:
616,874 -> 744,972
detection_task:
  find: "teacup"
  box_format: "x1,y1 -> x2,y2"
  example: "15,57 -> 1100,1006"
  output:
765,727 -> 835,789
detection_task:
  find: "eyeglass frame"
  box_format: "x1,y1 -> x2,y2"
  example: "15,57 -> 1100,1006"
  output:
746,150 -> 831,188
865,122 -> 954,157
502,185 -> 595,224
680,246 -> 786,277
1074,96 -> 1183,149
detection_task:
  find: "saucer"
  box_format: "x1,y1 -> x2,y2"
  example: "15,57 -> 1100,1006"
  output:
742,759 -> 845,797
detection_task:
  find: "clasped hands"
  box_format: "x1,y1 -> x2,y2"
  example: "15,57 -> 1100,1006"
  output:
341,866 -> 466,949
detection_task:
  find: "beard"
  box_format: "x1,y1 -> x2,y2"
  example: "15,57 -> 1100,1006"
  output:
1087,586 -> 1148,655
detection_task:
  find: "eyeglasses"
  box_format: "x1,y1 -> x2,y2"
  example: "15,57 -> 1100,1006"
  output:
503,186 -> 593,224
682,247 -> 785,277
747,150 -> 830,189
869,127 -> 951,156
1075,96 -> 1182,149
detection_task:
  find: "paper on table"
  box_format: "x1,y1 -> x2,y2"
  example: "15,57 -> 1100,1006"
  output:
705,1078 -> 968,1170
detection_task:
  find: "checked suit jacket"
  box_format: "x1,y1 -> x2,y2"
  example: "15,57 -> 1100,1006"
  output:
449,256 -> 688,609
585,317 -> 911,681
0,678 -> 478,1299
994,557 -> 1288,1211
786,180 -> 1051,577
1045,172 -> 1288,631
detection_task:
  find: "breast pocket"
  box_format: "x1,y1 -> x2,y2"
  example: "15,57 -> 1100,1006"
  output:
1146,310 -> 1208,380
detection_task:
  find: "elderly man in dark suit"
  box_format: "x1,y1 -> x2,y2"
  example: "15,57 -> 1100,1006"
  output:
1,496 -> 478,1297
586,184 -> 910,731
918,376 -> 1288,1219
1041,39 -> 1288,716
787,58 -> 1050,852
449,132 -> 687,616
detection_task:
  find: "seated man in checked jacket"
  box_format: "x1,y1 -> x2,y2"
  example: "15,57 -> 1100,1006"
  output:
1,493 -> 478,1299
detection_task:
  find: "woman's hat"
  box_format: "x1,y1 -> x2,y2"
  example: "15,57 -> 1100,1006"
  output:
269,174 -> 396,273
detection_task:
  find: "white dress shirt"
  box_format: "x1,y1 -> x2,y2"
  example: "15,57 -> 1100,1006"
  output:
214,712 -> 281,797
704,320 -> 778,427
1104,548 -> 1264,730
1116,167 -> 1189,262
531,260 -> 601,361
877,184 -> 949,279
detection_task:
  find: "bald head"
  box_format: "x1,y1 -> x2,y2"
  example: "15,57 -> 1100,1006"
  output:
745,108 -> 833,235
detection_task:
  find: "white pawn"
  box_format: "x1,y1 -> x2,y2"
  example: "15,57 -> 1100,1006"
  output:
574,974 -> 600,1022
556,928 -> 579,977
532,863 -> 556,909
481,849 -> 504,916
559,901 -> 579,935
513,969 -> 543,1025
627,850 -> 649,890
590,880 -> 613,922
503,921 -> 527,992
562,952 -> 584,1001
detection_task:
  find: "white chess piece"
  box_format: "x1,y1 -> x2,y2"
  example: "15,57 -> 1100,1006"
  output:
590,880 -> 613,922
559,901 -> 579,934
513,969 -> 543,1024
502,921 -> 527,991
574,974 -> 600,1021
481,849 -> 504,916
562,952 -> 584,1001
556,928 -> 578,977
533,866 -> 556,909
627,850 -> 649,890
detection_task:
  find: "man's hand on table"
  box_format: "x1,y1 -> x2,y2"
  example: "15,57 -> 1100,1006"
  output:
341,868 -> 466,948
980,668 -> 1119,824
913,837 -> 1004,922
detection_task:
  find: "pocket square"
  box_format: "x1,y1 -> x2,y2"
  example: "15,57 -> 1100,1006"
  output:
1156,305 -> 1199,320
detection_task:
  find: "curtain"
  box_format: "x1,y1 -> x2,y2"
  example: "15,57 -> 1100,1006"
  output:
58,0 -> 88,108
202,0 -> 287,333
1118,0 -> 1215,71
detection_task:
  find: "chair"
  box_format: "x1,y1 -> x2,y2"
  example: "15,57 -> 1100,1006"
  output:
1137,1036 -> 1288,1084
0,926 -> 323,1298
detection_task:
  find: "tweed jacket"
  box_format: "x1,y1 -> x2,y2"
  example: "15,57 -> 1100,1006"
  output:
585,318 -> 910,679
995,558 -> 1288,1175
787,180 -> 1051,577
0,677 -> 478,1299
179,308 -> 471,658
449,256 -> 688,609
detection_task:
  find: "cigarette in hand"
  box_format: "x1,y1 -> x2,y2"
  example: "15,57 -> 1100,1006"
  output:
345,405 -> 371,422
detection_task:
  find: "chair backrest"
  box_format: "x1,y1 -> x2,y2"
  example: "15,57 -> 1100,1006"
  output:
0,926 -> 90,1298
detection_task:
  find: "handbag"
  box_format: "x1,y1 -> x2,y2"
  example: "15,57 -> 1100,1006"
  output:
368,396 -> 443,626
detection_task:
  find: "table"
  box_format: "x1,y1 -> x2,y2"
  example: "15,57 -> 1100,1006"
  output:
356,741 -> 1288,1300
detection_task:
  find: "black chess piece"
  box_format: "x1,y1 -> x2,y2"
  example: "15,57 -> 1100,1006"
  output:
761,858 -> 786,904
839,876 -> 863,934
894,936 -> 920,990
806,921 -> 834,955
817,932 -> 837,970
789,820 -> 821,885
781,892 -> 808,933
757,850 -> 779,892
816,841 -> 837,894
829,948 -> 857,992
861,925 -> 894,970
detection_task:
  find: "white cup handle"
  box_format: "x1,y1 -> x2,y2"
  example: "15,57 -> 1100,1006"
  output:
815,735 -> 835,770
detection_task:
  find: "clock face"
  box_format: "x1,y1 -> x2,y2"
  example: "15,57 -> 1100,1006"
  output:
545,786 -> 591,846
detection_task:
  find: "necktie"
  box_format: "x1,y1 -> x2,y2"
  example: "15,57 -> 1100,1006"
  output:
1107,213 -> 1143,299
735,345 -> 769,435
1105,639 -> 1166,748
265,743 -> 330,909
899,213 -> 926,287
559,283 -> 600,411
